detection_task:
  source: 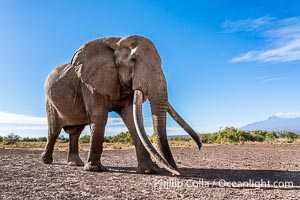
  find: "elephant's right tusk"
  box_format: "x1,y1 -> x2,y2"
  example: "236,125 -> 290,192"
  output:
133,90 -> 180,176
167,102 -> 202,151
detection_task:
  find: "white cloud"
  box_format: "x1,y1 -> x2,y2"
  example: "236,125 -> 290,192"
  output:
0,111 -> 47,136
230,51 -> 257,63
223,16 -> 275,33
0,111 -> 47,124
275,112 -> 300,118
259,76 -> 283,83
107,118 -> 125,126
0,126 -> 47,131
223,16 -> 300,63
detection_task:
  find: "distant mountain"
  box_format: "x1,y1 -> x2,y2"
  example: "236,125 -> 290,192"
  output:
240,116 -> 300,133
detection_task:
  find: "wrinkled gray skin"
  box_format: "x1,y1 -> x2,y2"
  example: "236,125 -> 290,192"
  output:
41,35 -> 202,175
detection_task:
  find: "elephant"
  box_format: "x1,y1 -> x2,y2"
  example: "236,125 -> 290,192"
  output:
41,35 -> 202,175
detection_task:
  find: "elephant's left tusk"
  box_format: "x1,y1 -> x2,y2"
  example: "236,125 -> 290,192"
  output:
167,102 -> 202,151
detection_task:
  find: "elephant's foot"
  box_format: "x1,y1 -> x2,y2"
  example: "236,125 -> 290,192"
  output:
137,160 -> 160,174
68,154 -> 84,166
84,162 -> 107,172
41,152 -> 53,164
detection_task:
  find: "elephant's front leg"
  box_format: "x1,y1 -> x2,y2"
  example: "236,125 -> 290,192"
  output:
83,111 -> 108,172
81,86 -> 109,172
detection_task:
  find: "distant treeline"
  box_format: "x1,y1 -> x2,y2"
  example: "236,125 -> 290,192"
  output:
197,127 -> 299,143
0,127 -> 299,145
0,132 -> 133,145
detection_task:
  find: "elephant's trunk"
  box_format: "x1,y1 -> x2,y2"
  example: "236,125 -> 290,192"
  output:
149,91 -> 177,169
133,90 -> 180,175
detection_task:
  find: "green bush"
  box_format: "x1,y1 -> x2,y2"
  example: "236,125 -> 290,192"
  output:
250,133 -> 265,142
286,132 -> 298,140
0,135 -> 3,143
37,137 -> 47,142
57,135 -> 69,143
249,130 -> 270,142
198,133 -> 217,143
278,132 -> 287,138
251,130 -> 268,138
168,136 -> 191,142
79,135 -> 90,143
22,137 -> 28,142
3,133 -> 21,145
215,127 -> 244,143
278,131 -> 298,141
105,132 -> 132,144
22,137 -> 35,142
265,131 -> 278,140
237,130 -> 253,142
149,134 -> 156,143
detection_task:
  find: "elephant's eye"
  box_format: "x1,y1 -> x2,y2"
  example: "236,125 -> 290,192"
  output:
130,57 -> 136,63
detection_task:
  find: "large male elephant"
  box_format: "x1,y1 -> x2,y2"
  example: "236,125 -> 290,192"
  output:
41,35 -> 202,175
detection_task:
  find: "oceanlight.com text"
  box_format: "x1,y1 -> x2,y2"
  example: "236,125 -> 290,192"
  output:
148,179 -> 294,189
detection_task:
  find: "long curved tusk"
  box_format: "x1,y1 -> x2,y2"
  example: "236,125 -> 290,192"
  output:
167,103 -> 202,151
133,90 -> 180,176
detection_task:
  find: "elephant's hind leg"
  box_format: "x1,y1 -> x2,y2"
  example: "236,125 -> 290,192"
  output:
41,102 -> 62,164
64,125 -> 85,166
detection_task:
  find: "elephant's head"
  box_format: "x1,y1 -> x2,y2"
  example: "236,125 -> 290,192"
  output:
115,36 -> 165,97
72,35 -> 202,175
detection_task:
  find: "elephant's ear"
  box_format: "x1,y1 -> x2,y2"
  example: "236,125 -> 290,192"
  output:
71,37 -> 121,100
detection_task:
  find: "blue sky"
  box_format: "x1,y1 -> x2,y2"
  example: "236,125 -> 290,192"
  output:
1,0 -> 300,137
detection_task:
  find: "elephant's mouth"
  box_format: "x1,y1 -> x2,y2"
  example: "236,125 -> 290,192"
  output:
132,90 -> 202,176
119,75 -> 132,92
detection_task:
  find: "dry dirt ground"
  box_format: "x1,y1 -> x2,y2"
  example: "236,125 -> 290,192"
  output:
0,143 -> 299,199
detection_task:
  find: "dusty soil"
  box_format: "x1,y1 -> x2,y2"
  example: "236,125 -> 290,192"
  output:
0,143 -> 299,199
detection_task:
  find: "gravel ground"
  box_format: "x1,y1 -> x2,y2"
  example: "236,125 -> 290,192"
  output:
0,143 -> 299,199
